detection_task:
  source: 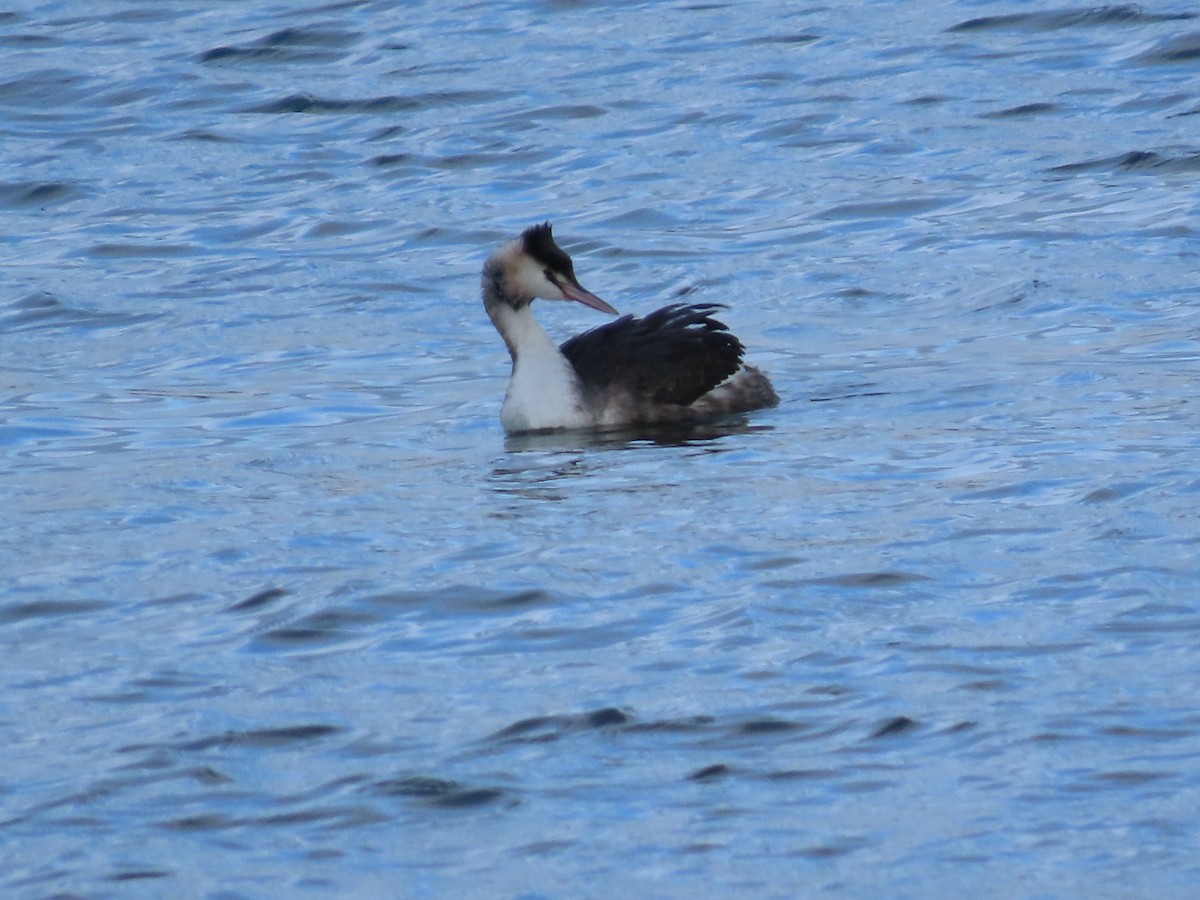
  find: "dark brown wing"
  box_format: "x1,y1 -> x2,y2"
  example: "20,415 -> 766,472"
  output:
560,303 -> 744,406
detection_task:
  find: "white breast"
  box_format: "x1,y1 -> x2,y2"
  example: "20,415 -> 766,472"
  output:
493,304 -> 590,433
501,342 -> 588,432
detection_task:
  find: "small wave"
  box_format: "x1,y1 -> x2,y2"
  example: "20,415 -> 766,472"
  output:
0,599 -> 108,624
0,67 -> 90,107
370,146 -> 553,172
89,242 -> 196,258
1129,31 -> 1200,66
107,870 -> 170,883
818,197 -> 956,220
1049,149 -> 1200,175
688,763 -> 731,781
199,26 -> 358,64
372,776 -> 507,808
244,90 -> 507,115
947,5 -> 1195,33
797,571 -> 931,588
979,102 -> 1059,119
160,724 -> 343,752
172,128 -> 240,143
487,707 -> 631,743
741,32 -> 820,47
872,716 -> 919,738
1,292 -> 157,333
0,180 -> 82,208
227,587 -> 290,612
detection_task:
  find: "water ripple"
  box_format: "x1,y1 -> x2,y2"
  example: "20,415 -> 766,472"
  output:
947,6 -> 1195,33
4,0 -> 1200,896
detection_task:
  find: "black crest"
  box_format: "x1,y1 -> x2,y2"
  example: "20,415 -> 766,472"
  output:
521,222 -> 578,282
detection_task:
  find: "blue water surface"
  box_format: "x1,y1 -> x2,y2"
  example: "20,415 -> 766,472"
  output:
2,1 -> 1200,896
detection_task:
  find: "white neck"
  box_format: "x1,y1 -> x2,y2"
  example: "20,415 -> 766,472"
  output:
487,302 -> 589,433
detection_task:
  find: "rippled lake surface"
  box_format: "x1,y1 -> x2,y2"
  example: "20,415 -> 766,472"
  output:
4,1 -> 1200,896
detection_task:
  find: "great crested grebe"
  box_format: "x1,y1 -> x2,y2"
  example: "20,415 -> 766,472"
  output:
482,223 -> 778,434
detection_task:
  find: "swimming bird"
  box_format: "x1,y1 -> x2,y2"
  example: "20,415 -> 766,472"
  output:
482,223 -> 778,434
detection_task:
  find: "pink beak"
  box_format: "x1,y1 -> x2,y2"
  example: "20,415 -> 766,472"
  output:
560,279 -> 618,315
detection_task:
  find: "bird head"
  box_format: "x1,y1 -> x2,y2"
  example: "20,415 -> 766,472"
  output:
501,222 -> 617,314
